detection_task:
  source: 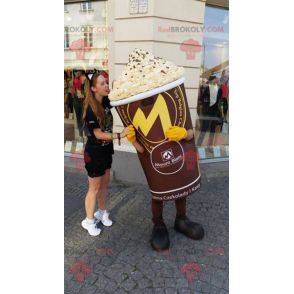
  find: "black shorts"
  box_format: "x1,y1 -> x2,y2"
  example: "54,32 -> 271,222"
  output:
84,144 -> 113,178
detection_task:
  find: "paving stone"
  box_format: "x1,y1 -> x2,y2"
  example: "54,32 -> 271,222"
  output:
78,285 -> 98,294
137,277 -> 152,289
164,277 -> 176,288
113,288 -> 128,294
218,290 -> 229,294
210,269 -> 227,288
64,162 -> 228,293
119,277 -> 136,291
175,278 -> 189,289
94,274 -> 109,290
105,278 -> 119,293
164,288 -> 177,294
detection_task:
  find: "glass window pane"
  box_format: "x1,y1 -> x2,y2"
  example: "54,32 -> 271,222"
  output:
64,1 -> 109,153
196,6 -> 229,159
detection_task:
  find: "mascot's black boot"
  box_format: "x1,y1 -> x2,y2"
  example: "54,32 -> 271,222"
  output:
150,222 -> 170,251
174,216 -> 205,240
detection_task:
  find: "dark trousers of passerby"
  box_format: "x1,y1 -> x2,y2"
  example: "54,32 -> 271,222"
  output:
65,93 -> 74,118
68,93 -> 74,113
197,103 -> 220,147
219,98 -> 228,132
73,95 -> 84,137
197,118 -> 218,146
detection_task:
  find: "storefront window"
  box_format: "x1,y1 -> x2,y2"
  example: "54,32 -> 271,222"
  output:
196,5 -> 229,160
64,0 -> 109,154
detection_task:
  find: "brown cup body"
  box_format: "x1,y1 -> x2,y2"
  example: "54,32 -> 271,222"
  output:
115,83 -> 201,201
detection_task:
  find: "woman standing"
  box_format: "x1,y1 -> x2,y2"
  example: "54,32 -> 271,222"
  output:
81,71 -> 130,236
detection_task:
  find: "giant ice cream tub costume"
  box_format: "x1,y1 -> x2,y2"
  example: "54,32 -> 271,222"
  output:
109,49 -> 201,201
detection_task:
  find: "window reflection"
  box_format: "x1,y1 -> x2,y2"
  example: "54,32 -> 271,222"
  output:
196,6 -> 229,159
64,1 -> 109,153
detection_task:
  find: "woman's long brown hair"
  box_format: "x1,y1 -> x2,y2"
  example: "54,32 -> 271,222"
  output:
82,72 -> 105,129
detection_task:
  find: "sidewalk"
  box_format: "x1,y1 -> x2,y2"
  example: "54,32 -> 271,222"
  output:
65,161 -> 229,294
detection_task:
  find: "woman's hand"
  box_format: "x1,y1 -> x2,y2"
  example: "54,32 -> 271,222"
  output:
121,126 -> 131,138
165,126 -> 187,141
126,125 -> 136,143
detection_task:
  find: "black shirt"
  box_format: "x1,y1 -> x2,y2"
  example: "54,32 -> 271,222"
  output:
200,85 -> 222,117
84,96 -> 114,153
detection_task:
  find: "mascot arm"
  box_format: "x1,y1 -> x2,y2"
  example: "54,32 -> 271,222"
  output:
165,126 -> 194,142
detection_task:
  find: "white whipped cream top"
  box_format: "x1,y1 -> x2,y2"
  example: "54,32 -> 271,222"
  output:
109,49 -> 184,101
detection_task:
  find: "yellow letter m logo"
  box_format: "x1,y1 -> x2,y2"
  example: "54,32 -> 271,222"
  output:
132,94 -> 172,137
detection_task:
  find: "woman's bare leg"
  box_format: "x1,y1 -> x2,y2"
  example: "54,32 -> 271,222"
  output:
97,169 -> 110,210
85,176 -> 102,219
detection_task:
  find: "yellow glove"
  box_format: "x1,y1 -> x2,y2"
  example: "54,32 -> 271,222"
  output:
126,125 -> 136,143
165,126 -> 187,141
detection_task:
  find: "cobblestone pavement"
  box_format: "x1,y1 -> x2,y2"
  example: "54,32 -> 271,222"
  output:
65,161 -> 229,294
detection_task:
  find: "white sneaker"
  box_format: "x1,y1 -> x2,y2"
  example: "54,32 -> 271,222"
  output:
94,210 -> 113,227
81,219 -> 101,236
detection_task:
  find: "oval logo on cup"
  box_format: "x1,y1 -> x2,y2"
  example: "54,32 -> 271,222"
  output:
150,141 -> 185,175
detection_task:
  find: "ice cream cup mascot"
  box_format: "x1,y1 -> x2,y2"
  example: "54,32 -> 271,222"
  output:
126,125 -> 204,251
